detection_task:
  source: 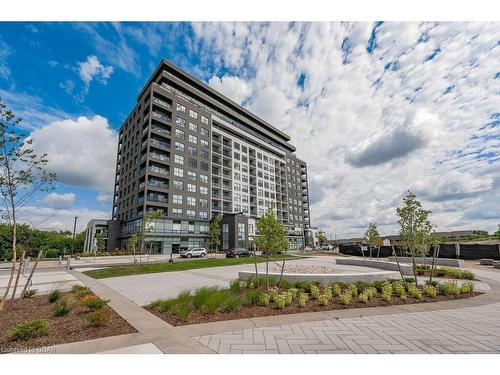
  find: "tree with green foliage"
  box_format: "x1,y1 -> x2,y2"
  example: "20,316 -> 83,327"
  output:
209,214 -> 222,257
494,224 -> 500,241
0,99 -> 56,311
128,233 -> 139,263
253,205 -> 289,289
139,210 -> 162,263
364,222 -> 381,259
396,191 -> 434,286
95,229 -> 108,252
316,231 -> 327,247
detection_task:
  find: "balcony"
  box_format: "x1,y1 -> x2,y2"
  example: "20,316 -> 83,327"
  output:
152,111 -> 171,124
150,138 -> 170,150
148,166 -> 169,176
147,194 -> 168,203
151,125 -> 171,136
148,180 -> 169,190
153,97 -> 172,110
149,152 -> 169,163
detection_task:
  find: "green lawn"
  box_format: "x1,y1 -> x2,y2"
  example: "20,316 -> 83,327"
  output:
82,255 -> 302,279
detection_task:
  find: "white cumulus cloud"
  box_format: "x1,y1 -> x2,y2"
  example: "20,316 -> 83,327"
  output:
41,192 -> 76,210
77,55 -> 114,94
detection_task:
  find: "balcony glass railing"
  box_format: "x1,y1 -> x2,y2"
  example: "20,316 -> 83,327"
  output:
148,166 -> 169,176
150,138 -> 170,149
152,111 -> 171,123
153,97 -> 172,109
149,153 -> 169,162
151,125 -> 171,135
148,181 -> 168,189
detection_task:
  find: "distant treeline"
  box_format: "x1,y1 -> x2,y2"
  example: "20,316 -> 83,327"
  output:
0,224 -> 84,260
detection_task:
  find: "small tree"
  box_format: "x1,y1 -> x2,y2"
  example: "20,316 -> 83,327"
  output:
209,214 -> 222,257
128,233 -> 138,263
495,224 -> 500,241
253,205 -> 288,289
0,100 -> 56,311
396,191 -> 434,286
364,222 -> 381,259
141,210 -> 162,262
95,230 -> 108,252
316,231 -> 327,247
428,234 -> 443,283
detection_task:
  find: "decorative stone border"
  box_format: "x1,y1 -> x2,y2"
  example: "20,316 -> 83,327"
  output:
388,256 -> 464,268
335,258 -> 413,275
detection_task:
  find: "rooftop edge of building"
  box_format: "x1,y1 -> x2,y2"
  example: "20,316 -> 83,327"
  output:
136,59 -> 294,150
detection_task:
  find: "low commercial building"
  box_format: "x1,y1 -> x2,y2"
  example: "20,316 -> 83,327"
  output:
83,219 -> 108,253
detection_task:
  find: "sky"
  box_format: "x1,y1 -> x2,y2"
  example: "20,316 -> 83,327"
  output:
0,22 -> 498,237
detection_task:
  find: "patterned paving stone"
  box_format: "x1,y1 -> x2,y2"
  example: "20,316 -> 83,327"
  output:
194,302 -> 500,354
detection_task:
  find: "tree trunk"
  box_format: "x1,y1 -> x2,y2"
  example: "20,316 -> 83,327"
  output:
376,245 -> 381,260
279,246 -> 288,283
429,245 -> 440,284
265,252 -> 269,290
410,246 -> 418,286
10,250 -> 25,304
20,251 -> 43,299
0,201 -> 18,311
392,245 -> 405,281
253,244 -> 259,288
360,246 -> 365,259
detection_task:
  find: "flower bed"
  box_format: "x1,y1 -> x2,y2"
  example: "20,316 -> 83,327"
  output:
146,278 -> 479,326
416,265 -> 476,280
0,285 -> 135,353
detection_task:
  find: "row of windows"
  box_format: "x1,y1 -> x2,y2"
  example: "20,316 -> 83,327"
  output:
175,103 -> 209,125
171,208 -> 208,220
173,180 -> 209,194
172,195 -> 209,208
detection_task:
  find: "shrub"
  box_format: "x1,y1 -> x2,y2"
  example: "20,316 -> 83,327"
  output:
201,290 -> 231,313
393,281 -> 406,297
9,320 -> 49,341
382,292 -> 391,302
381,283 -> 392,296
294,281 -> 313,292
23,289 -> 37,298
298,293 -> 308,307
258,293 -> 270,306
285,291 -> 293,305
71,284 -> 92,297
289,288 -> 299,299
310,285 -> 320,299
461,271 -> 475,280
193,287 -> 220,310
53,298 -> 72,317
318,294 -> 329,306
245,289 -> 260,305
338,293 -> 352,305
150,299 -> 177,312
410,289 -> 422,299
278,279 -> 293,290
353,280 -> 368,294
171,303 -> 193,322
48,289 -> 62,303
276,295 -> 286,309
404,277 -> 415,283
324,287 -> 333,300
436,268 -> 447,277
460,282 -> 475,294
425,280 -> 439,287
438,281 -> 461,295
423,285 -> 437,298
229,280 -> 242,293
83,309 -> 111,327
331,283 -> 341,296
269,288 -> 279,302
358,293 -> 368,303
373,280 -> 386,292
80,295 -> 109,310
224,296 -> 241,312
349,286 -> 358,297
44,248 -> 60,258
366,287 -> 377,299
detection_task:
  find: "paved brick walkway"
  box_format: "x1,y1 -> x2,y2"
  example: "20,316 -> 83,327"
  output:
194,302 -> 500,354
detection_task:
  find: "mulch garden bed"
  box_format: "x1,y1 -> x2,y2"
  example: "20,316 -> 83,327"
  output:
0,292 -> 136,353
146,291 -> 480,327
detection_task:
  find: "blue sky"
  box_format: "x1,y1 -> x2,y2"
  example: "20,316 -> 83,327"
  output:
0,22 -> 499,237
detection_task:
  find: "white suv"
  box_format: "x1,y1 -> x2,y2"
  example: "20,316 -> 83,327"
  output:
180,247 -> 207,258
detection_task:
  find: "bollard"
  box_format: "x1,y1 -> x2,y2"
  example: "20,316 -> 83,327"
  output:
59,255 -> 62,266
23,257 -> 30,274
66,257 -> 71,271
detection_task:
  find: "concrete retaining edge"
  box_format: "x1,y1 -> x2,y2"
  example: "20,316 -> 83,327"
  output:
335,258 -> 414,275
388,256 -> 464,268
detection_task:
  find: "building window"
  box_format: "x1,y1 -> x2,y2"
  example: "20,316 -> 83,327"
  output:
199,199 -> 208,208
234,152 -> 240,160
234,193 -> 241,202
200,174 -> 208,184
234,162 -> 240,170
189,134 -> 198,144
187,171 -> 196,181
222,224 -> 229,250
187,197 -> 196,206
187,210 -> 196,219
187,183 -> 196,193
173,180 -> 183,190
174,167 -> 183,177
176,103 -> 186,113
201,127 -> 209,136
175,129 -> 185,139
201,139 -> 209,148
200,186 -> 208,195
238,223 -> 246,249
172,208 -> 182,218
200,162 -> 209,171
199,211 -> 208,219
201,115 -> 209,124
189,122 -> 198,132
175,116 -> 186,127
189,109 -> 198,119
234,142 -> 240,150
188,146 -> 197,156
188,158 -> 197,168
175,142 -> 184,152
200,150 -> 209,160
174,154 -> 184,164
173,195 -> 183,204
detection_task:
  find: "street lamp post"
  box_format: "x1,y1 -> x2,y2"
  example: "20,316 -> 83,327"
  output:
71,216 -> 78,256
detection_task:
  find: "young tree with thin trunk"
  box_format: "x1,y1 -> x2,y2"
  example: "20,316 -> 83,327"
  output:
138,210 -> 162,263
396,191 -> 434,286
428,234 -> 442,283
209,214 -> 222,258
128,233 -> 138,263
364,222 -> 381,260
253,205 -> 288,289
20,250 -> 43,299
0,99 -> 56,311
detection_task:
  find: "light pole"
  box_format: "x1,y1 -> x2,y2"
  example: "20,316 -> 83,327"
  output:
71,216 -> 78,256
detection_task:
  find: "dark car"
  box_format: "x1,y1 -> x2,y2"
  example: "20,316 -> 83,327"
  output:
226,248 -> 251,258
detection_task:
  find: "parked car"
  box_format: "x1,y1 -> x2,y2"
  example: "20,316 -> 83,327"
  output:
180,247 -> 207,258
226,248 -> 251,258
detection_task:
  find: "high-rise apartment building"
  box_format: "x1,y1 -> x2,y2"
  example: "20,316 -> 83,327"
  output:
109,59 -> 310,254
